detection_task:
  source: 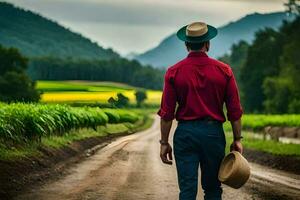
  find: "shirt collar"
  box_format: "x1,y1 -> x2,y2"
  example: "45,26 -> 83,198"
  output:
187,51 -> 208,58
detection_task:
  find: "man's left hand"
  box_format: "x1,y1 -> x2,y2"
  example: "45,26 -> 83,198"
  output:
160,143 -> 173,165
230,140 -> 243,154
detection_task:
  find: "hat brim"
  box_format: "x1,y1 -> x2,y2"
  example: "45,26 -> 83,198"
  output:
218,151 -> 250,189
176,24 -> 218,43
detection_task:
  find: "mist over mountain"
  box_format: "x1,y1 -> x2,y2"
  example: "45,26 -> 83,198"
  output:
0,2 -> 120,60
135,12 -> 293,68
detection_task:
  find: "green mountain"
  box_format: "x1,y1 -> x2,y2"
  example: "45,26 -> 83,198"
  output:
0,2 -> 119,60
136,12 -> 293,68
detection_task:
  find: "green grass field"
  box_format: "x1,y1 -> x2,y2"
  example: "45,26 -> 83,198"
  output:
37,81 -> 162,104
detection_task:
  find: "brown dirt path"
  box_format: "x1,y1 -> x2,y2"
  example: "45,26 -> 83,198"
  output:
15,117 -> 300,200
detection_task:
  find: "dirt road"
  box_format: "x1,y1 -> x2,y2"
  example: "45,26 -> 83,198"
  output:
16,117 -> 300,200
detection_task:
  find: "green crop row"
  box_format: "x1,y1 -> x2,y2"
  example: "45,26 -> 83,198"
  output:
103,109 -> 139,123
0,103 -> 139,142
224,114 -> 300,131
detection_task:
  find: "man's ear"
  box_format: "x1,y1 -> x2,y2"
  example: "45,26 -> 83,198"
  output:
185,42 -> 190,52
206,41 -> 210,52
186,46 -> 189,52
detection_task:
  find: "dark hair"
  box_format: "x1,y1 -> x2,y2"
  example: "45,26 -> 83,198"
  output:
185,42 -> 206,51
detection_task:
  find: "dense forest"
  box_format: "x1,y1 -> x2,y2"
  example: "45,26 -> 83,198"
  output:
0,2 -> 119,60
28,58 -> 164,90
220,2 -> 300,114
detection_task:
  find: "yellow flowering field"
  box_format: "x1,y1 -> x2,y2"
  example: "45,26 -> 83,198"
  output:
38,81 -> 162,104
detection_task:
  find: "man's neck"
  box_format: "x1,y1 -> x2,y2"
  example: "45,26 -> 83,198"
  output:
189,50 -> 207,53
189,49 -> 207,53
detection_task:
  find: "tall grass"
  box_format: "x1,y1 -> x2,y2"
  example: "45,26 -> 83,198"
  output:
0,103 -> 139,143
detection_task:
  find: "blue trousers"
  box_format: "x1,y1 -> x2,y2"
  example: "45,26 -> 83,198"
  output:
173,120 -> 226,200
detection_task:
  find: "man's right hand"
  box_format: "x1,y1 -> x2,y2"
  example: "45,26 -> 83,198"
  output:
230,140 -> 243,154
160,143 -> 173,165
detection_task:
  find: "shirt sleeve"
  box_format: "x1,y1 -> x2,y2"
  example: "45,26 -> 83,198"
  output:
157,69 -> 177,121
225,70 -> 243,121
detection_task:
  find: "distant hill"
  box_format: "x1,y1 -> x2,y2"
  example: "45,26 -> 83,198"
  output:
0,2 -> 119,60
136,12 -> 293,68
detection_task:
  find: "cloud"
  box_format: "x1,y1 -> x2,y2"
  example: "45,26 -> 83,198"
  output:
3,0 -> 285,54
4,0 -> 285,27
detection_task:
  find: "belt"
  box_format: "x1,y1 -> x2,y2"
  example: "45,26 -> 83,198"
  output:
178,117 -> 220,124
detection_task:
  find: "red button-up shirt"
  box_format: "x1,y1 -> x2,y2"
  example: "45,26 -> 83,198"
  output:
158,51 -> 243,122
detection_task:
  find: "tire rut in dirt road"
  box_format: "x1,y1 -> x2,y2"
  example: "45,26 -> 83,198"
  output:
245,163 -> 300,200
15,117 -> 300,200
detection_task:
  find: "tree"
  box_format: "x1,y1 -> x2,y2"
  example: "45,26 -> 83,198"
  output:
116,93 -> 129,107
135,90 -> 147,107
218,9 -> 300,114
107,93 -> 130,108
285,0 -> 300,15
229,41 -> 249,83
0,45 -> 40,102
264,17 -> 300,113
108,93 -> 130,108
263,77 -> 291,113
219,40 -> 249,93
240,28 -> 282,113
108,97 -> 117,107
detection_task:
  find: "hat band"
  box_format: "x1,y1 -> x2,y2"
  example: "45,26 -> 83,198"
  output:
186,31 -> 210,40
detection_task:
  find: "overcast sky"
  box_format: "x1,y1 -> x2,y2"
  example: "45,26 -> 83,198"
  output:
5,0 -> 286,55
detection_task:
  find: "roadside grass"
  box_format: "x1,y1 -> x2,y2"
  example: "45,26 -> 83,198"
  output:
0,143 -> 39,160
225,131 -> 300,157
0,114 -> 154,161
223,115 -> 300,156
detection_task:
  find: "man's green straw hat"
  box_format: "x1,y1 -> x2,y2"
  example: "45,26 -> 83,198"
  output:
177,22 -> 218,43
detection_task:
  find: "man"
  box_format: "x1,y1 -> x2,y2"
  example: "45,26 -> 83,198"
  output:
158,22 -> 243,200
